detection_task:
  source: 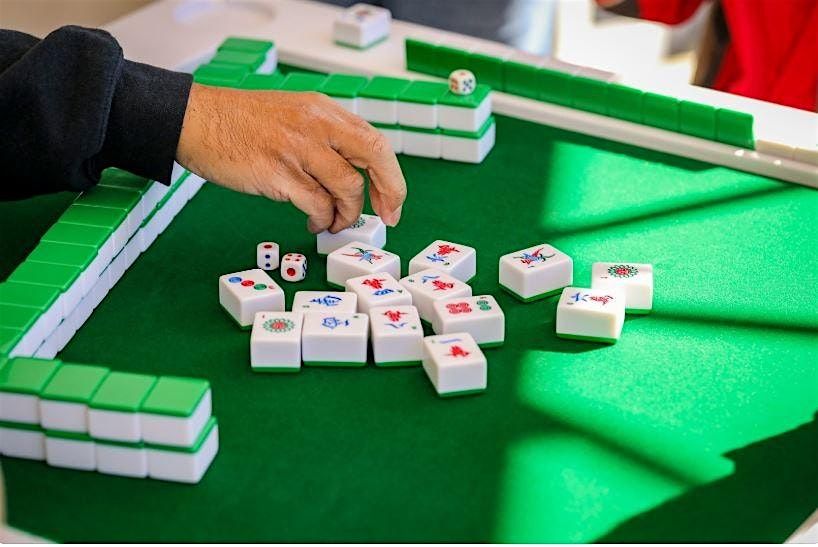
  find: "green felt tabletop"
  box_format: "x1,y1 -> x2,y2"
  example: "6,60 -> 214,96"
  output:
0,281 -> 60,310
140,376 -> 210,417
59,204 -> 128,230
40,363 -> 110,404
27,241 -> 97,270
359,76 -> 412,100
7,260 -> 80,292
0,357 -> 61,395
0,84 -> 816,543
88,371 -> 157,412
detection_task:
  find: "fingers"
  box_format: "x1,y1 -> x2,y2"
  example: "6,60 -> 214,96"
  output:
305,149 -> 366,234
327,113 -> 407,227
282,170 -> 336,234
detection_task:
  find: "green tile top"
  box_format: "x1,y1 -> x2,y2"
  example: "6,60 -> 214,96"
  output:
41,222 -> 109,251
75,186 -> 141,212
210,49 -> 266,71
279,72 -> 327,92
141,376 -> 210,417
240,72 -> 286,90
99,168 -> 152,193
359,76 -> 412,100
41,363 -> 110,404
192,63 -> 248,87
60,204 -> 127,230
147,417 -> 217,453
0,304 -> 41,332
218,36 -> 274,54
0,282 -> 60,311
0,357 -> 61,395
319,74 -> 369,98
8,261 -> 81,292
0,327 -> 23,355
397,80 -> 449,104
438,84 -> 491,108
89,371 -> 157,413
27,241 -> 97,271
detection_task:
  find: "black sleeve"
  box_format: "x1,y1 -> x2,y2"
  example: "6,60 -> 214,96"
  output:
0,25 -> 193,200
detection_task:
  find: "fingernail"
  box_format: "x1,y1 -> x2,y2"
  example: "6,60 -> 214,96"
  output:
385,205 -> 402,227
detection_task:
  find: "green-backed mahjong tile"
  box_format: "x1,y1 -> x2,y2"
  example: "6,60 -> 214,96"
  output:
60,204 -> 127,230
41,363 -> 110,404
0,304 -> 41,332
398,80 -> 449,104
27,241 -> 97,271
8,261 -> 80,293
75,186 -> 141,212
0,357 -> 61,395
240,72 -> 286,90
218,37 -> 274,54
89,371 -> 157,413
279,72 -> 328,92
40,222 -> 109,250
319,74 -> 369,98
140,376 -> 210,417
359,76 -> 412,100
210,49 -> 266,71
438,84 -> 491,109
0,282 -> 60,310
99,168 -> 152,193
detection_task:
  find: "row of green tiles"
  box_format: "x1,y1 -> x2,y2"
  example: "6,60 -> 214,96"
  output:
0,355 -> 209,418
194,64 -> 490,111
0,170 -> 188,351
405,37 -> 755,149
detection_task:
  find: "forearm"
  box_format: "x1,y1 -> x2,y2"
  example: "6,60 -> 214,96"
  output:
0,26 -> 192,200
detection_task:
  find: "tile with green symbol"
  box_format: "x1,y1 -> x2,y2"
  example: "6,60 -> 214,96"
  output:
218,37 -> 274,54
141,376 -> 210,417
0,327 -> 23,355
279,72 -> 328,92
0,304 -> 41,332
360,76 -> 412,100
439,84 -> 491,108
99,168 -> 152,193
41,222 -> 110,250
210,49 -> 266,71
27,241 -> 97,271
60,204 -> 127,230
0,282 -> 60,310
89,372 -> 157,412
41,363 -> 110,404
240,72 -> 285,90
319,74 -> 369,98
0,357 -> 61,395
75,186 -> 141,212
8,261 -> 80,292
398,80 -> 449,104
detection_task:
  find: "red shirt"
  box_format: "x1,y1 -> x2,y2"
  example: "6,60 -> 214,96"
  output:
637,0 -> 818,111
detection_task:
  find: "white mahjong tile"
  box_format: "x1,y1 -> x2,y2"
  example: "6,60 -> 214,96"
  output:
408,240 -> 476,282
369,305 -> 423,366
316,214 -> 386,254
301,312 -> 369,367
250,311 -> 303,372
555,287 -> 625,344
399,268 -> 472,323
422,333 -> 487,397
431,294 -> 504,347
291,291 -> 358,315
591,262 -> 653,313
218,269 -> 285,329
326,241 -> 400,288
498,243 -> 572,302
344,273 -> 411,313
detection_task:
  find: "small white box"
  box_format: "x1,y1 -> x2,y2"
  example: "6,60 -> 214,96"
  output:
291,291 -> 358,316
408,240 -> 476,282
431,295 -> 505,347
257,242 -> 280,271
302,312 -> 369,367
96,441 -> 148,478
326,241 -> 400,289
333,3 -> 391,49
555,287 -> 625,344
250,311 -> 303,372
402,130 -> 441,158
498,243 -> 572,302
45,433 -> 96,471
147,418 -> 219,484
591,262 -> 653,314
344,272 -> 412,313
370,305 -> 423,367
399,269 -> 472,323
219,269 -> 285,329
0,424 -> 45,460
422,333 -> 487,397
317,214 -> 386,255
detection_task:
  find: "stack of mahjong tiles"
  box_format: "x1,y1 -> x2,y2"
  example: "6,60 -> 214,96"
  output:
0,166 -> 206,360
0,356 -> 218,483
499,243 -> 654,344
193,36 -> 278,87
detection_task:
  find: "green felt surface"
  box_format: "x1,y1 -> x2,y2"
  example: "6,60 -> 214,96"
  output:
1,112 -> 817,543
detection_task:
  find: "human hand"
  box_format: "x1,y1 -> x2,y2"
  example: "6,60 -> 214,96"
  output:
176,83 -> 406,233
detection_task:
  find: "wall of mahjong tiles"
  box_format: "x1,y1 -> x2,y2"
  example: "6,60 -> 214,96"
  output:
1,82 -> 817,541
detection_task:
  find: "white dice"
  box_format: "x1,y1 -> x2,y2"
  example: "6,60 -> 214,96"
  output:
369,305 -> 423,367
422,333 -> 487,397
316,214 -> 386,255
250,311 -> 303,372
431,295 -> 504,348
555,287 -> 625,344
256,242 -> 280,271
344,273 -> 411,313
399,268 -> 472,323
448,69 -> 476,96
326,241 -> 400,289
218,269 -> 285,329
291,291 -> 358,315
280,253 -> 307,282
498,243 -> 572,302
408,240 -> 476,282
302,312 -> 369,367
591,262 -> 653,314
333,3 -> 391,49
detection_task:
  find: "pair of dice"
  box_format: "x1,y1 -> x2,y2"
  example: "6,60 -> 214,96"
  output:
256,242 -> 307,282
